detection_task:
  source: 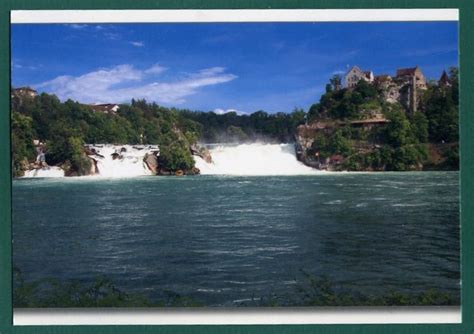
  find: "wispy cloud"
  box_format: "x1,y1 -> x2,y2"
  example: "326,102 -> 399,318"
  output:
34,64 -> 237,105
130,41 -> 144,47
66,24 -> 87,30
144,64 -> 166,75
402,45 -> 458,57
104,32 -> 120,40
12,60 -> 41,71
331,69 -> 346,75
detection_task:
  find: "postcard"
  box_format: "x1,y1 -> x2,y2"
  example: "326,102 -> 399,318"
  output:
8,7 -> 461,326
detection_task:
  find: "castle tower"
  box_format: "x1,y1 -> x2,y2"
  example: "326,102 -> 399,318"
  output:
410,74 -> 417,113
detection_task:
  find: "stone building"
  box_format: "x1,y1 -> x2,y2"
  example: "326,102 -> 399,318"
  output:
343,65 -> 430,113
374,74 -> 392,89
395,66 -> 427,89
11,86 -> 38,99
345,66 -> 374,88
395,66 -> 427,113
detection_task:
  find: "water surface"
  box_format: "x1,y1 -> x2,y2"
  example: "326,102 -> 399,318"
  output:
12,172 -> 460,306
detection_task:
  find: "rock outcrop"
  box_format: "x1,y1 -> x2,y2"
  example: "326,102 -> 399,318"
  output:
190,144 -> 212,163
143,152 -> 159,175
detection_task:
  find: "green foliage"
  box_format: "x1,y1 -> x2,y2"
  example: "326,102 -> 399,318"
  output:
294,271 -> 457,307
11,94 -> 204,174
11,112 -> 36,176
158,141 -> 195,172
309,129 -> 352,162
330,130 -> 352,156
180,108 -> 307,143
13,268 -> 201,308
439,144 -> 459,170
383,110 -> 416,147
13,268 -> 456,308
308,79 -> 382,122
226,125 -> 249,142
422,71 -> 459,143
329,74 -> 342,91
411,112 -> 429,143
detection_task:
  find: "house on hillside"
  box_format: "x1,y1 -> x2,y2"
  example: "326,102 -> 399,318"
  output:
11,86 -> 38,99
395,66 -> 427,90
345,66 -> 374,88
89,103 -> 120,115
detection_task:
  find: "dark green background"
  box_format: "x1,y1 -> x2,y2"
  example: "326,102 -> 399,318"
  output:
0,1 -> 472,333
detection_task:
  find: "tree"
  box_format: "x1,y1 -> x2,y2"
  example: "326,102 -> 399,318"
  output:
11,112 -> 36,176
384,110 -> 414,147
411,112 -> 429,143
423,86 -> 458,143
158,142 -> 195,172
330,75 -> 342,91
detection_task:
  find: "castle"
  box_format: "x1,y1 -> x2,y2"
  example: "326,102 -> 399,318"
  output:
344,65 -> 431,112
11,86 -> 38,99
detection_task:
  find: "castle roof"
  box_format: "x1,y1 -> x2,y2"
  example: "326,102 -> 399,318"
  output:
439,70 -> 450,85
375,74 -> 391,82
396,66 -> 419,77
13,86 -> 37,93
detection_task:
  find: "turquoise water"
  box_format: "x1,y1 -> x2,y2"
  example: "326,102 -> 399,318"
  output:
12,172 -> 460,306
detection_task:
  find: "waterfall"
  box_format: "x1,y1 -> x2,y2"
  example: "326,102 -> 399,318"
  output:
23,166 -> 65,178
22,144 -> 158,178
87,144 -> 158,178
193,143 -> 318,176
22,143 -> 318,178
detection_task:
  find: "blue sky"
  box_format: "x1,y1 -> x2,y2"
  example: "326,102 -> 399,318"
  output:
11,22 -> 458,114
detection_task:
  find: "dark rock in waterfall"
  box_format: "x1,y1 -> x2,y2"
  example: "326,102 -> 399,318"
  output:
190,144 -> 213,163
143,153 -> 159,175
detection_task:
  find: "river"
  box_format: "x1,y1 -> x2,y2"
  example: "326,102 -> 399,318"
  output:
12,171 -> 460,306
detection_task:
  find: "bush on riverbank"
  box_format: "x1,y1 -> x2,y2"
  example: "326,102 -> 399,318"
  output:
13,267 -> 458,308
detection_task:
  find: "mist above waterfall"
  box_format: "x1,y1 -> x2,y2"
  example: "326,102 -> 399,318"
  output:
193,143 -> 318,176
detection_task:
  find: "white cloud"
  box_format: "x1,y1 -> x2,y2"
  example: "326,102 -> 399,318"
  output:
34,64 -> 237,105
130,41 -> 144,47
144,64 -> 167,75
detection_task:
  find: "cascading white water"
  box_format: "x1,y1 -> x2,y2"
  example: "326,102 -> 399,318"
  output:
22,144 -> 158,178
23,166 -> 65,178
193,143 -> 318,176
88,144 -> 158,178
